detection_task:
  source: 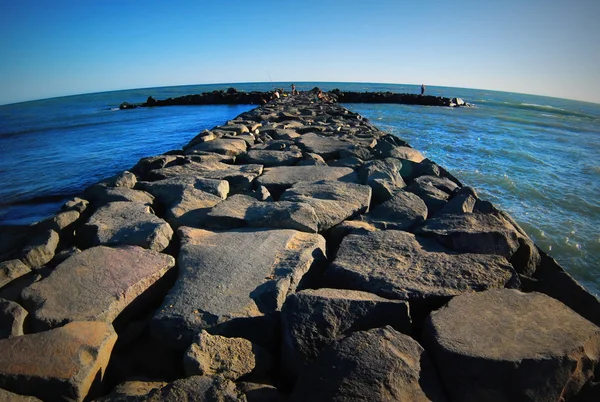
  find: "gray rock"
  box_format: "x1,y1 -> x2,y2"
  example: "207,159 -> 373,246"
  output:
184,330 -> 272,380
437,186 -> 477,215
37,209 -> 81,233
141,376 -> 243,402
297,152 -> 327,166
204,194 -> 318,233
240,149 -> 303,166
79,202 -> 173,252
280,181 -> 372,232
290,326 -> 448,402
21,245 -> 175,330
414,175 -> 459,194
415,212 -> 540,275
185,138 -> 247,157
0,259 -> 31,289
359,158 -> 405,203
0,298 -> 27,338
216,123 -> 250,135
185,130 -> 217,149
62,197 -> 89,214
20,229 -> 59,269
84,185 -> 155,206
386,146 -> 426,163
147,161 -> 263,193
405,181 -> 449,216
151,227 -> 326,349
256,166 -> 357,198
0,321 -> 117,402
326,230 -> 517,301
237,383 -> 285,402
130,155 -> 185,179
98,171 -> 137,188
295,133 -> 355,160
423,289 -> 600,402
365,189 -> 427,230
281,288 -> 411,375
327,156 -> 364,169
339,145 -> 373,160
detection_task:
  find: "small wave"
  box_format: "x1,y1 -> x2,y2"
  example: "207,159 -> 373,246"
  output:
487,100 -> 599,120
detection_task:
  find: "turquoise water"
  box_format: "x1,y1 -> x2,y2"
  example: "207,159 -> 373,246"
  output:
0,82 -> 598,296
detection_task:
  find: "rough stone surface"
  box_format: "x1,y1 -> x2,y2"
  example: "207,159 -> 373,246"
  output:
0,389 -> 42,401
406,181 -> 450,216
386,145 -> 426,162
0,298 -> 27,339
151,227 -> 326,349
20,229 -> 59,269
438,186 -> 477,215
240,149 -> 303,166
79,202 -> 173,252
204,194 -> 318,233
359,157 -> 405,203
256,165 -> 357,198
326,230 -> 517,301
0,321 -> 117,402
185,138 -> 248,156
62,197 -> 89,214
21,245 -> 175,330
237,382 -> 285,402
281,288 -> 411,374
414,175 -> 459,194
365,189 -> 428,230
290,326 -> 448,402
140,375 -> 243,402
280,181 -> 372,232
0,259 -> 30,289
84,185 -> 155,206
38,209 -> 81,233
423,289 -> 600,402
94,380 -> 167,401
295,133 -> 355,160
184,330 -> 272,380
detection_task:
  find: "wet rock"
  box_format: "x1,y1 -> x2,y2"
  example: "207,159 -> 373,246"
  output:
185,138 -> 247,157
0,298 -> 27,339
295,133 -> 355,160
239,149 -> 303,166
0,259 -> 30,289
423,289 -> 600,402
326,230 -> 517,301
204,194 -> 318,233
280,181 -> 371,232
21,245 -> 175,330
290,326 -> 447,402
256,166 -> 357,198
281,288 -> 411,375
151,227 -> 326,349
79,202 -> 173,252
359,157 -> 405,203
20,229 -> 59,269
184,330 -> 272,380
364,189 -> 427,230
0,321 -> 117,402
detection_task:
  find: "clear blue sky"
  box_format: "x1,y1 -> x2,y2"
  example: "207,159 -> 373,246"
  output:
1,0 -> 599,105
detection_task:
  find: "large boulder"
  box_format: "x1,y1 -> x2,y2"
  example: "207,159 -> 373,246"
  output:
138,375 -> 243,402
326,230 -> 517,302
295,133 -> 355,160
0,259 -> 30,288
184,138 -> 247,157
84,186 -> 155,207
405,181 -> 450,216
290,326 -> 447,402
359,158 -> 405,203
280,181 -> 372,232
20,245 -> 175,330
0,321 -> 117,402
281,288 -> 411,375
364,189 -> 427,230
79,202 -> 173,252
20,229 -> 59,269
204,194 -> 318,233
423,289 -> 600,402
0,298 -> 27,339
415,212 -> 540,275
151,227 -> 326,349
239,150 -> 303,166
256,166 -> 357,198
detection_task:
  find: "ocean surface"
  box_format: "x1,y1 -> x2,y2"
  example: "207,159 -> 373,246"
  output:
1,82 -> 598,296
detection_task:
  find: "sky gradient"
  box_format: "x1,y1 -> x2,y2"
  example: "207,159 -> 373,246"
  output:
1,0 -> 599,105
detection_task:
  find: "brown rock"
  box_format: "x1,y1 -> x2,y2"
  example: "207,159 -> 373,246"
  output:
0,259 -> 31,289
0,298 -> 27,339
20,229 -> 59,269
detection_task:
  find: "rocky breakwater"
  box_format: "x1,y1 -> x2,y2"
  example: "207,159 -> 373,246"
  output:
331,89 -> 468,107
119,88 -> 270,109
1,93 -> 599,401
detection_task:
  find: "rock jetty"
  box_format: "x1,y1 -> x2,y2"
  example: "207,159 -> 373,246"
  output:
1,93 -> 599,401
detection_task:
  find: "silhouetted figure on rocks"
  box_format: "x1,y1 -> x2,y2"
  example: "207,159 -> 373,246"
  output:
421,84 -> 426,95
291,84 -> 298,95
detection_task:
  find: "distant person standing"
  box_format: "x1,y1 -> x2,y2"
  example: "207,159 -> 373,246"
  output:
291,84 -> 298,95
421,84 -> 426,95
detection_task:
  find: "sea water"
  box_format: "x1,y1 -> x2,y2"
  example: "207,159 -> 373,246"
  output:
0,82 -> 598,296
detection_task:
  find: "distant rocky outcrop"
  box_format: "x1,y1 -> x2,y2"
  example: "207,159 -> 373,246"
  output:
0,92 -> 597,401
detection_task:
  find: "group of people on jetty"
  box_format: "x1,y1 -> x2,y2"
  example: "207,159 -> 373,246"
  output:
263,84 -> 334,104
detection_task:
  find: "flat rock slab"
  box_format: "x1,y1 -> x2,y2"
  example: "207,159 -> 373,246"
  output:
84,186 -> 154,207
295,133 -> 355,160
365,189 -> 427,230
424,289 -> 600,402
21,245 -> 175,330
240,150 -> 303,166
147,161 -> 263,193
204,194 -> 318,233
290,326 -> 447,402
280,181 -> 372,232
185,138 -> 247,156
79,202 -> 173,252
281,288 -> 411,374
151,227 -> 326,349
256,166 -> 357,198
326,230 -> 517,301
0,321 -> 117,402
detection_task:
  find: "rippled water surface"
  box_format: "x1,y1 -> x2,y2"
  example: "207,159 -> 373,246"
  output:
1,82 -> 599,295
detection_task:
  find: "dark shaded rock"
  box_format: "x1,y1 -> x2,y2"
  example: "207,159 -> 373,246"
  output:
20,229 -> 59,269
256,166 -> 357,198
0,298 -> 27,339
37,209 -> 81,234
204,194 -> 318,233
297,152 -> 327,166
339,145 -> 373,160
295,133 -> 355,160
0,321 -> 117,402
414,175 -> 459,194
364,189 -> 427,230
437,186 -> 477,215
184,138 -> 247,157
0,259 -> 30,289
93,380 -> 167,401
325,230 -> 517,301
423,289 -> 600,402
240,150 -> 303,166
281,288 -> 411,375
0,389 -> 42,401
151,227 -> 326,349
359,158 -> 405,203
405,181 -> 449,216
21,245 -> 175,330
62,197 -> 89,214
140,375 -> 242,402
79,202 -> 173,252
415,212 -> 540,275
280,181 -> 371,232
290,326 -> 448,402
130,155 -> 185,179
327,156 -> 364,169
237,382 -> 285,402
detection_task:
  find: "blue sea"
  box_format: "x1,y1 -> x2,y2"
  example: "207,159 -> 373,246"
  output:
1,82 -> 599,296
